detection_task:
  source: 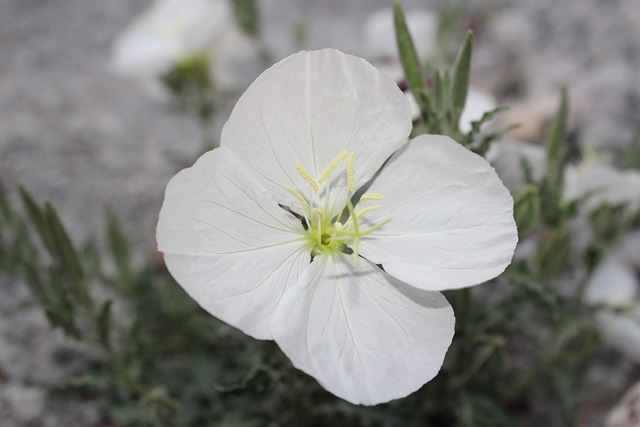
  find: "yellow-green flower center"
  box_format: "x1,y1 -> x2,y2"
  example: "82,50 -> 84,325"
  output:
284,152 -> 391,262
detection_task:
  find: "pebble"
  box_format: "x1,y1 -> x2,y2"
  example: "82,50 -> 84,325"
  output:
3,385 -> 45,423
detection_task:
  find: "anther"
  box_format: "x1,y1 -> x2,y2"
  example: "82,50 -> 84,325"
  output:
346,200 -> 360,265
284,185 -> 309,212
347,152 -> 355,193
318,151 -> 348,184
295,162 -> 319,193
355,205 -> 381,218
360,193 -> 385,201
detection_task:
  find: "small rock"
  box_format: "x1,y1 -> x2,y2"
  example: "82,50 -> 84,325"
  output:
607,380 -> 640,427
500,93 -> 562,143
4,384 -> 45,423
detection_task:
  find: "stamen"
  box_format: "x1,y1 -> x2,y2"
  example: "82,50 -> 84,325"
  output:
284,185 -> 309,212
312,208 -> 324,244
347,152 -> 355,193
359,218 -> 392,236
346,200 -> 359,265
355,205 -> 381,218
360,193 -> 385,201
295,162 -> 319,193
318,151 -> 348,184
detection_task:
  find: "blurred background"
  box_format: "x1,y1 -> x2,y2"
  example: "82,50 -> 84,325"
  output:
0,0 -> 639,425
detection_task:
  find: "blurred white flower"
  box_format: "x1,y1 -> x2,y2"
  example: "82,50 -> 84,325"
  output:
157,49 -> 517,405
485,139 -> 547,192
585,255 -> 640,362
362,7 -> 437,82
459,87 -> 498,133
564,158 -> 640,213
111,0 -> 257,92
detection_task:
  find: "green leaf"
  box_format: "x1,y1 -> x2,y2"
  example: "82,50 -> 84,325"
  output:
45,203 -> 84,284
540,88 -> 569,225
513,186 -> 540,237
19,187 -> 55,253
22,263 -> 53,308
0,183 -> 14,223
107,212 -> 132,282
231,0 -> 260,37
622,128 -> 640,170
433,70 -> 446,117
451,30 -> 473,120
394,1 -> 430,116
97,300 -> 113,349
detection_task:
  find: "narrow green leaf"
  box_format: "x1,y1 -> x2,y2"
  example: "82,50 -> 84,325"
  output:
44,203 -> 84,284
451,30 -> 473,119
394,1 -> 430,115
107,212 -> 132,282
47,266 -> 82,339
442,69 -> 452,121
540,88 -> 569,225
433,70 -> 446,115
513,186 -> 540,237
0,183 -> 14,223
231,0 -> 259,37
19,187 -> 55,253
622,129 -> 640,170
97,300 -> 113,349
545,87 -> 568,193
22,263 -> 53,308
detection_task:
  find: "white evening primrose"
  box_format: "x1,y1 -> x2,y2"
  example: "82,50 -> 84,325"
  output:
459,87 -> 498,133
486,139 -> 547,192
111,0 -> 257,92
157,49 -> 517,405
564,158 -> 640,214
585,255 -> 640,362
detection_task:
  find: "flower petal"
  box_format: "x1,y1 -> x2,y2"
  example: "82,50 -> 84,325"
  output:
111,0 -> 231,77
157,147 -> 308,340
272,252 -> 454,405
358,135 -> 517,291
220,49 -> 411,211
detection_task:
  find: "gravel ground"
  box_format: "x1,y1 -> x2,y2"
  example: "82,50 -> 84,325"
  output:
1,0 -> 639,425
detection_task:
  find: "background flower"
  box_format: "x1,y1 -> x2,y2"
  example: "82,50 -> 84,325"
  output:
111,0 -> 258,93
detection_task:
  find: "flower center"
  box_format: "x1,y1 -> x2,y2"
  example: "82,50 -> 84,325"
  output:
283,151 -> 391,262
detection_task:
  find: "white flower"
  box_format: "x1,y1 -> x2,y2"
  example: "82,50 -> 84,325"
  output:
459,87 -> 498,133
585,255 -> 640,362
111,0 -> 257,92
485,139 -> 547,192
157,49 -> 517,405
564,158 -> 640,213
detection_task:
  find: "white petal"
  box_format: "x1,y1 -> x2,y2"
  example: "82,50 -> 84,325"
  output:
585,255 -> 637,306
220,49 -> 411,211
157,147 -> 308,339
459,87 -> 497,134
111,0 -> 230,77
359,135 -> 517,291
485,139 -> 547,192
585,255 -> 640,362
272,253 -> 454,406
595,307 -> 640,363
210,23 -> 260,92
564,161 -> 640,213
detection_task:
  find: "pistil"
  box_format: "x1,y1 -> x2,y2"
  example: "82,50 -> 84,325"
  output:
284,152 -> 391,262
